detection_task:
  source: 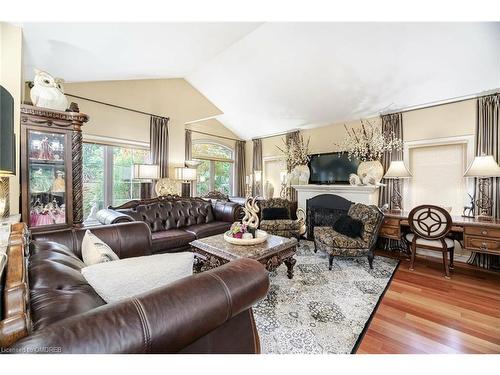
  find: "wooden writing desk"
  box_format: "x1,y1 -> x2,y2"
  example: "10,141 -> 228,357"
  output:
379,210 -> 500,256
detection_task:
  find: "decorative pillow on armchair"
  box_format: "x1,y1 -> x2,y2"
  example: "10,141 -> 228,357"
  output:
332,214 -> 364,239
262,207 -> 290,220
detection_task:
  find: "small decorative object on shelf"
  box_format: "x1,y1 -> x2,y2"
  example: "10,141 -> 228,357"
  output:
30,69 -> 68,111
462,193 -> 475,218
21,104 -> 89,231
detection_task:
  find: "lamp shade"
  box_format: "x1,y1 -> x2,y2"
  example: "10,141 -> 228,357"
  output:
383,161 -> 412,179
0,85 -> 15,176
175,167 -> 197,181
254,170 -> 262,182
133,164 -> 159,180
464,155 -> 500,178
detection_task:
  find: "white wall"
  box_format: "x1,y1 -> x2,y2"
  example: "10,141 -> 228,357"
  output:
0,23 -> 23,214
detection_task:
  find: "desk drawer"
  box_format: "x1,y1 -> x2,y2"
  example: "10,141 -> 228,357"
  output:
465,236 -> 500,253
379,226 -> 401,240
382,218 -> 400,227
464,226 -> 500,239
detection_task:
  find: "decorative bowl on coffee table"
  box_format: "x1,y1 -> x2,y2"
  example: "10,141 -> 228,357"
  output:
223,230 -> 269,245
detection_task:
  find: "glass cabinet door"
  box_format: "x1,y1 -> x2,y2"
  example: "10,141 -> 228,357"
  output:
27,130 -> 67,228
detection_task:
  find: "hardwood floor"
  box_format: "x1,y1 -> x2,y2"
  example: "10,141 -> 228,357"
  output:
356,253 -> 500,354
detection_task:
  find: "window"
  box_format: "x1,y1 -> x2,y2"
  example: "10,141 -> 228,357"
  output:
82,142 -> 149,221
192,141 -> 234,196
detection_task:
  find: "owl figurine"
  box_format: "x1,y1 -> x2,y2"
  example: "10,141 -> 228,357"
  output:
30,69 -> 68,111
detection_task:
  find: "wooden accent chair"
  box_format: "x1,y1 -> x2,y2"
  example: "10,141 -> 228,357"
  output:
405,205 -> 455,279
314,204 -> 384,270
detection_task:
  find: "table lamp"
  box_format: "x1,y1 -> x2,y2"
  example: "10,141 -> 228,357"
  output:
383,160 -> 412,211
253,170 -> 262,197
175,167 -> 197,197
133,163 -> 159,199
464,155 -> 500,220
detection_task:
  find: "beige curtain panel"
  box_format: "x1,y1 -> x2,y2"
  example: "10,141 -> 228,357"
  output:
185,129 -> 192,161
470,93 -> 500,269
378,113 -> 404,209
234,140 -> 246,197
252,138 -> 263,196
150,116 -> 169,178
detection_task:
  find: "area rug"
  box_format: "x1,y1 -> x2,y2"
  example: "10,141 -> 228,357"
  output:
253,240 -> 399,354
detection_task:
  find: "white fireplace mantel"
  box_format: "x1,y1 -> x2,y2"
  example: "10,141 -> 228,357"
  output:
292,184 -> 380,211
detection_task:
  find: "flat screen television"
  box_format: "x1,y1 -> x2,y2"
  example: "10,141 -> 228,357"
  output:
308,152 -> 360,184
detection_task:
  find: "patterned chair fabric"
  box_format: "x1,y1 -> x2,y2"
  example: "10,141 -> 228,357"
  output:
260,219 -> 301,239
313,203 -> 384,270
259,198 -> 301,240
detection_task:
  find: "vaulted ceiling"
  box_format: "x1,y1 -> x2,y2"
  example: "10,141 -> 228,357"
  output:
22,22 -> 500,139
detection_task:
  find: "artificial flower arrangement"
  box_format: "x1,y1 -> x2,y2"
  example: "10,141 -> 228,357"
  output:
335,119 -> 404,161
276,134 -> 311,170
227,222 -> 254,239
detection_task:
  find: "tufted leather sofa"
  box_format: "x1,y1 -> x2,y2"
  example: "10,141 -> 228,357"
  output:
96,196 -> 242,254
7,222 -> 269,353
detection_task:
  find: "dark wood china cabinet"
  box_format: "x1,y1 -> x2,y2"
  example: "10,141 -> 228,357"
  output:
20,105 -> 89,232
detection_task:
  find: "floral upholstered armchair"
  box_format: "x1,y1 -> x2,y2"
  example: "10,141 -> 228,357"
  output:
259,198 -> 306,241
313,203 -> 384,270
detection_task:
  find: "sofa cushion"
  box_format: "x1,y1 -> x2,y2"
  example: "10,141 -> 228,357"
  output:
184,221 -> 232,239
28,242 -> 106,330
151,229 -> 196,253
81,230 -> 120,266
82,252 -> 194,303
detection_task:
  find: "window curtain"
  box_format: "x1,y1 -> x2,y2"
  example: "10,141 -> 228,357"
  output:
285,130 -> 301,201
252,138 -> 263,196
469,93 -> 500,269
378,113 -> 404,208
150,116 -> 169,178
185,129 -> 192,161
234,140 -> 246,197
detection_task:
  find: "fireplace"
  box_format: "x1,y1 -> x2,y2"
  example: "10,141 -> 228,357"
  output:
306,194 -> 353,239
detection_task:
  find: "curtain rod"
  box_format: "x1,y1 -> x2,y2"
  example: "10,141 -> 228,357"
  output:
64,93 -> 170,120
188,129 -> 241,142
252,129 -> 300,141
381,89 -> 500,116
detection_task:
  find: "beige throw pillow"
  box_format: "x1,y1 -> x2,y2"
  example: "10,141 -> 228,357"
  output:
82,252 -> 194,303
81,230 -> 119,266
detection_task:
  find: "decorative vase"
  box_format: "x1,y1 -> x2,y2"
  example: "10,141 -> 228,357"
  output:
293,164 -> 310,185
357,160 -> 384,184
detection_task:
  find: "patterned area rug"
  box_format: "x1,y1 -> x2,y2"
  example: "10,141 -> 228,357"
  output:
253,240 -> 399,354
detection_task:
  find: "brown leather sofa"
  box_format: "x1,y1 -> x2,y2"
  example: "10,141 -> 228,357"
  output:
7,222 -> 269,354
95,196 -> 242,254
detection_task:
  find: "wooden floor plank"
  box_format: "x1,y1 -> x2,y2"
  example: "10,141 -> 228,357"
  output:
356,253 -> 500,354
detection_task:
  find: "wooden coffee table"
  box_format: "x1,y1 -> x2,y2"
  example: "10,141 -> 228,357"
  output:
190,234 -> 298,279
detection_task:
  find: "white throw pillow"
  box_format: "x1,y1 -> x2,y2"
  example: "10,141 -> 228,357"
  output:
81,252 -> 194,303
81,230 -> 119,266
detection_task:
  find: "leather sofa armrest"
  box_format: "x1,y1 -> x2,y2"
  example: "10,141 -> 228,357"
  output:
96,209 -> 134,225
8,258 -> 269,354
212,201 -> 243,223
